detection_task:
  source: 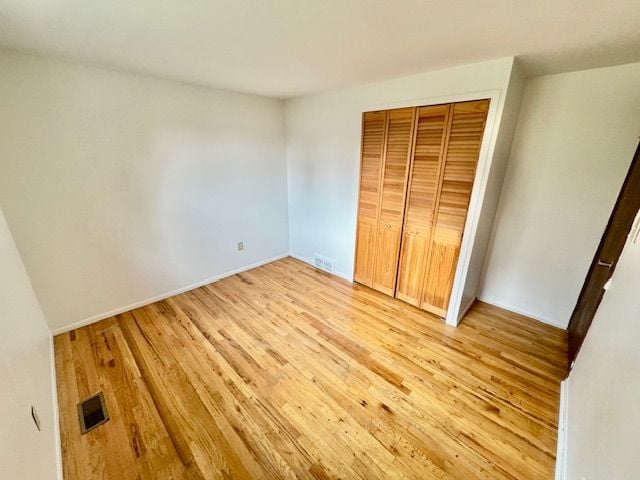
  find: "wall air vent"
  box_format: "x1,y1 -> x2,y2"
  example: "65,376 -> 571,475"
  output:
78,392 -> 109,434
313,253 -> 336,275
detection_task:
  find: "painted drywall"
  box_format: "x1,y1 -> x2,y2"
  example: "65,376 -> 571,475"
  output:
0,207 -> 60,479
285,57 -> 521,323
457,60 -> 526,317
561,211 -> 640,478
480,62 -> 640,328
2,0 -> 640,97
0,50 -> 289,332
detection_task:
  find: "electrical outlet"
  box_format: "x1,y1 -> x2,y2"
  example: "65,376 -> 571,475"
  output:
31,405 -> 41,431
237,241 -> 244,251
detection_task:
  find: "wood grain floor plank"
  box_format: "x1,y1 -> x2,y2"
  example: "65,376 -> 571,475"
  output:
55,257 -> 566,479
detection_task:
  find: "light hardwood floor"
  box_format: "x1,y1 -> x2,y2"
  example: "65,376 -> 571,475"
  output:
55,257 -> 567,480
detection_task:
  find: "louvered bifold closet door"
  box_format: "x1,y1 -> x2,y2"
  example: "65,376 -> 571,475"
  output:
421,99 -> 490,316
396,104 -> 451,306
371,107 -> 416,295
354,110 -> 388,286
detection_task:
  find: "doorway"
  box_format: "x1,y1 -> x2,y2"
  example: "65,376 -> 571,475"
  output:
568,141 -> 640,368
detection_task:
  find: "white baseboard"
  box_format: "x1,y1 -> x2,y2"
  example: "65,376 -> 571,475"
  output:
477,296 -> 567,329
289,252 -> 353,283
49,333 -> 63,480
51,253 -> 289,335
555,379 -> 569,480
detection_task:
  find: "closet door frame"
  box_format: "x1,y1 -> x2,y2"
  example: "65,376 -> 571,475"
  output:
353,89 -> 501,326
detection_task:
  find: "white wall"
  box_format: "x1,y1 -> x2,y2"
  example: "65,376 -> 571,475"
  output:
285,58 -> 519,321
0,207 -> 60,479
480,62 -> 640,328
561,211 -> 640,478
458,61 -> 526,316
0,50 -> 289,332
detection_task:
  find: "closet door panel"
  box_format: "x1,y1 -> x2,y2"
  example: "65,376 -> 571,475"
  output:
354,110 -> 387,286
421,100 -> 490,315
372,226 -> 402,296
377,107 -> 416,228
371,107 -> 416,294
354,222 -> 377,285
396,105 -> 450,305
395,232 -> 429,305
421,229 -> 461,316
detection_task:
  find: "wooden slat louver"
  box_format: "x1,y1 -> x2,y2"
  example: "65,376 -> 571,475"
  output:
396,104 -> 451,306
354,110 -> 388,286
421,99 -> 489,315
371,107 -> 416,295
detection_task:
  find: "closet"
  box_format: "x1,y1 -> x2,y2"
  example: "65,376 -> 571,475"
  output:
354,99 -> 489,317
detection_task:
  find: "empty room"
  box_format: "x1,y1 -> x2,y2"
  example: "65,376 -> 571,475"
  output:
2,1 -> 639,479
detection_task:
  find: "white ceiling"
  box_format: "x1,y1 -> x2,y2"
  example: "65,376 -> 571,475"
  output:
1,0 -> 639,98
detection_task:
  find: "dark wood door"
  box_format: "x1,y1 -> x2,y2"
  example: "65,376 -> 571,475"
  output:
568,141 -> 640,368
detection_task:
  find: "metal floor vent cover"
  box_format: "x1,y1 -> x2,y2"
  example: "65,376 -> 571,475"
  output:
78,392 -> 109,434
